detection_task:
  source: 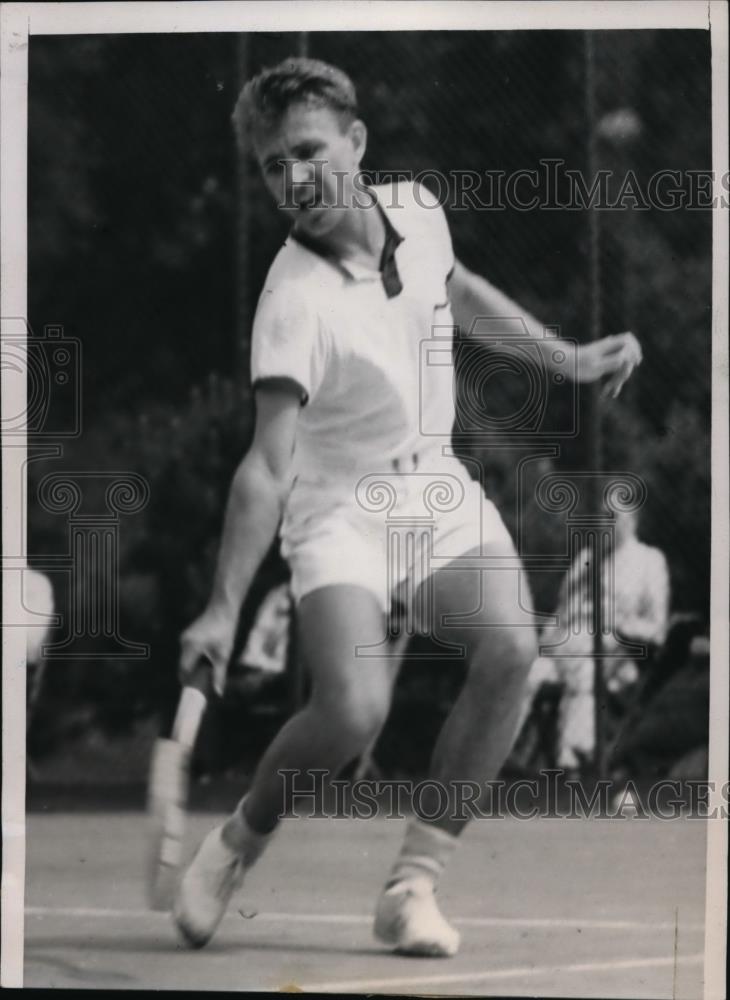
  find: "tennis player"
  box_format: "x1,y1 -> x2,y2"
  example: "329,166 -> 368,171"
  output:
173,58 -> 642,954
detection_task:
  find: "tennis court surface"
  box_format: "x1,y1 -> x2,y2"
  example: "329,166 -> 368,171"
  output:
25,811 -> 706,995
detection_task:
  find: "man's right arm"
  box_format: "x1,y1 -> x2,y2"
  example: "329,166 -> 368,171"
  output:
179,383 -> 301,694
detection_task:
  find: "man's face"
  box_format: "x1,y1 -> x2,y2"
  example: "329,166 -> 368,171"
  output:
253,102 -> 366,238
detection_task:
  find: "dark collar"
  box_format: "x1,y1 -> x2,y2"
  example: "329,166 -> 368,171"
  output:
290,195 -> 404,299
378,203 -> 404,298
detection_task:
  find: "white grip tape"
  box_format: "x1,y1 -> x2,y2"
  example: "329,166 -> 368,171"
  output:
172,686 -> 207,748
148,738 -> 189,808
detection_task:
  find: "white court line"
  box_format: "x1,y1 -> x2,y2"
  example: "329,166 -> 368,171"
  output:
24,905 -> 705,933
298,952 -> 705,993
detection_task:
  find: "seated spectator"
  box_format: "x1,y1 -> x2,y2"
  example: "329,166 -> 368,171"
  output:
24,569 -> 55,778
25,568 -> 55,711
233,583 -> 292,695
517,509 -> 670,770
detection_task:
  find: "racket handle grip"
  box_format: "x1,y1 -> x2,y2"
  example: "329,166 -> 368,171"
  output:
187,657 -> 214,698
171,658 -> 213,748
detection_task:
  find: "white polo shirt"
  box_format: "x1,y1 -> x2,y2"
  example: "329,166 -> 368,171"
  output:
250,181 -> 456,480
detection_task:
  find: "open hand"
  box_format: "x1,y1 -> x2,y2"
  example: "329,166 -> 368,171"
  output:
576,332 -> 643,398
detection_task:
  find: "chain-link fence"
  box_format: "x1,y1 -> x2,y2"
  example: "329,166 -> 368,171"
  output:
25,29 -> 711,785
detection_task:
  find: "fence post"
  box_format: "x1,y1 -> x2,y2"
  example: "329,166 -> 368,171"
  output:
234,34 -> 252,381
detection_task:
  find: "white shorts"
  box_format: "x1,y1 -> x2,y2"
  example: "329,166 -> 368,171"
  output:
280,452 -> 513,615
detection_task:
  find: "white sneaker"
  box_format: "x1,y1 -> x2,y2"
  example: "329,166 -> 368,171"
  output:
374,876 -> 461,957
173,825 -> 245,948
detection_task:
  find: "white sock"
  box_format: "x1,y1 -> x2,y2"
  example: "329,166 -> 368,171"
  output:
386,818 -> 459,890
221,797 -> 273,867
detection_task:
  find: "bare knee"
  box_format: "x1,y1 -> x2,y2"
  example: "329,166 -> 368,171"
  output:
470,626 -> 538,691
310,682 -> 391,758
343,691 -> 391,749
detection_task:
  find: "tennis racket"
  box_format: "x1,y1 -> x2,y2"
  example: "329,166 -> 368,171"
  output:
146,657 -> 213,910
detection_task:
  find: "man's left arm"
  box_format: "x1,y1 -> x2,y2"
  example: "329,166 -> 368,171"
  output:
448,259 -> 643,398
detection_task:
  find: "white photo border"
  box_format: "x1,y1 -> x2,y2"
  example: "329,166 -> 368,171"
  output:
1,1 -> 727,993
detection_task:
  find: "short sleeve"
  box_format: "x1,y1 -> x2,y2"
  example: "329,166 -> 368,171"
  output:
250,284 -> 328,405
